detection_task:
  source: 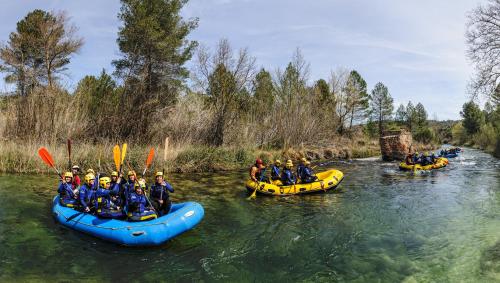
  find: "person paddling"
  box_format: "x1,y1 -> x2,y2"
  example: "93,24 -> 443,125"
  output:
128,179 -> 157,221
150,172 -> 174,216
301,161 -> 318,183
270,160 -> 282,181
249,159 -> 265,182
281,160 -> 297,186
58,172 -> 78,207
404,152 -> 414,165
110,171 -> 125,207
71,165 -> 81,193
296,158 -> 307,181
94,176 -> 124,219
123,170 -> 137,207
79,173 -> 96,213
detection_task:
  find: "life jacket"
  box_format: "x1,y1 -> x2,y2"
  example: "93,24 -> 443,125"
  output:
281,169 -> 296,185
271,165 -> 280,179
150,182 -> 174,200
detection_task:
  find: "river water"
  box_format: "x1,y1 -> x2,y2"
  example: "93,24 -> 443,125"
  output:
0,148 -> 499,282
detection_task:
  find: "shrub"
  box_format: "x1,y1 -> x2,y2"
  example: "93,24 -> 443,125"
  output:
475,123 -> 498,150
414,127 -> 435,144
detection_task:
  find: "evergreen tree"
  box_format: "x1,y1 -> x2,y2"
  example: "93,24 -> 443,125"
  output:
253,68 -> 274,112
113,0 -> 198,138
314,79 -> 330,104
346,70 -> 369,129
395,104 -> 407,124
369,82 -> 394,136
414,102 -> 428,129
405,101 -> 417,132
207,64 -> 237,146
460,101 -> 484,135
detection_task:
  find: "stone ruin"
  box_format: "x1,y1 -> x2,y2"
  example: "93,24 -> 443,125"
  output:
379,130 -> 412,161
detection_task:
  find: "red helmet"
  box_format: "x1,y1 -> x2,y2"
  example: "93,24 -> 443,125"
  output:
255,158 -> 263,165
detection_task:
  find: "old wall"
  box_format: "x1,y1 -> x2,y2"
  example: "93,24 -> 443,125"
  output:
380,130 -> 412,161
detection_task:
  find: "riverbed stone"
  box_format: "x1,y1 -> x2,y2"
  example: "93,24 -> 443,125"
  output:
379,130 -> 413,161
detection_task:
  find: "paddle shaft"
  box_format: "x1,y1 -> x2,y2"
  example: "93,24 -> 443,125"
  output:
67,139 -> 72,171
127,161 -> 157,215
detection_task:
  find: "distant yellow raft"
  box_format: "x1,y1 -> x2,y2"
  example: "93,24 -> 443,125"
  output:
399,157 -> 448,171
245,169 -> 344,196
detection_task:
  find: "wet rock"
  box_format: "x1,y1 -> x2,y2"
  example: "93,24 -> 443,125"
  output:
380,130 -> 412,161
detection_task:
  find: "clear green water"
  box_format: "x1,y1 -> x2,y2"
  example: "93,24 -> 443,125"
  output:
0,148 -> 499,282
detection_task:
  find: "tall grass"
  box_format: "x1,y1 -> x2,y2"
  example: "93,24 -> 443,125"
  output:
0,135 -> 384,174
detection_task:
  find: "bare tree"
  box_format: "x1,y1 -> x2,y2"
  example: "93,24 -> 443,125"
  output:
192,39 -> 256,146
466,0 -> 500,98
330,68 -> 350,134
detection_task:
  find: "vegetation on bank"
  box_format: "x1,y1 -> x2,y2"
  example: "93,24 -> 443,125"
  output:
0,135 -> 380,174
460,1 -> 500,158
0,0 -> 455,174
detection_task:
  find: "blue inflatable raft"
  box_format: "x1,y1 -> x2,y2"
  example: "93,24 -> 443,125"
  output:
440,153 -> 458,158
52,196 -> 204,246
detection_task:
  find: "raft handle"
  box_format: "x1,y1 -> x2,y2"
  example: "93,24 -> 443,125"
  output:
132,231 -> 145,236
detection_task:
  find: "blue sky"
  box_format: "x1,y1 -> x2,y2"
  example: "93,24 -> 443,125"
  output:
0,0 -> 486,120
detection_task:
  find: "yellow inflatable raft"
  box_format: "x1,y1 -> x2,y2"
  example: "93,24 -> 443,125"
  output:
245,169 -> 344,196
399,157 -> 448,171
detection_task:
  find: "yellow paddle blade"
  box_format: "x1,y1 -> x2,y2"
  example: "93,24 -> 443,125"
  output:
121,143 -> 127,163
113,145 -> 120,171
247,183 -> 258,200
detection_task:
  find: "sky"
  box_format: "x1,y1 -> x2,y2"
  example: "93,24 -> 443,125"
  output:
0,0 -> 487,120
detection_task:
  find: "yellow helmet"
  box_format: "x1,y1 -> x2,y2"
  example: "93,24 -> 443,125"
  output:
286,160 -> 293,168
425,152 -> 429,155
127,170 -> 136,177
134,179 -> 146,189
111,171 -> 118,177
155,172 -> 163,177
85,173 -> 95,184
275,160 -> 281,166
305,161 -> 311,166
99,177 -> 111,188
86,169 -> 95,174
301,157 -> 307,163
64,172 -> 73,178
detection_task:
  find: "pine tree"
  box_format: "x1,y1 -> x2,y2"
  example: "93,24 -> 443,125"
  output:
346,70 -> 369,129
112,0 -> 198,138
369,82 -> 394,136
461,101 -> 485,135
395,104 -> 407,125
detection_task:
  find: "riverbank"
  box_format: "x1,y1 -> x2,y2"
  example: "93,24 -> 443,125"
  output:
0,138 -> 439,174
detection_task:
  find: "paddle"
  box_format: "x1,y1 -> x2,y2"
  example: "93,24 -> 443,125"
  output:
120,143 -> 127,175
113,145 -> 121,172
38,147 -> 63,179
248,167 -> 266,200
67,139 -> 72,171
160,137 -> 169,201
142,148 -> 155,178
128,153 -> 157,216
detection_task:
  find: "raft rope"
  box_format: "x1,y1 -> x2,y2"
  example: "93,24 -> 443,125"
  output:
54,205 -> 193,231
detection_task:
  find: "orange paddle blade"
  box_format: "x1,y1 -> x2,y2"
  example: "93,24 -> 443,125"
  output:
38,147 -> 55,168
146,148 -> 155,168
113,145 -> 121,171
